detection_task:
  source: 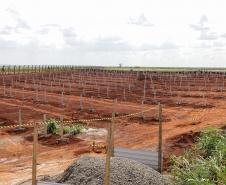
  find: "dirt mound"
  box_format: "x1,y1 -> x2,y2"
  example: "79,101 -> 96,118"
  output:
173,131 -> 201,144
41,156 -> 171,185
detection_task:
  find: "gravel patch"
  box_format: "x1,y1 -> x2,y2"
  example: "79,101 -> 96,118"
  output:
42,156 -> 172,185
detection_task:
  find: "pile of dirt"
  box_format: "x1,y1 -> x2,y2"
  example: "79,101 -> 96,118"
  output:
41,156 -> 171,185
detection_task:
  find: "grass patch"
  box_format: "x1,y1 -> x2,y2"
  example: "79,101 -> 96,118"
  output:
169,128 -> 226,184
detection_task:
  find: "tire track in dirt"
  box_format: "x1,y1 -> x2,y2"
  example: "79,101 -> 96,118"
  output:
0,100 -> 71,120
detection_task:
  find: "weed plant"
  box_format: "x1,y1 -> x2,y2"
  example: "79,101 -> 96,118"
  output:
46,118 -> 59,134
170,128 -> 226,184
46,119 -> 83,136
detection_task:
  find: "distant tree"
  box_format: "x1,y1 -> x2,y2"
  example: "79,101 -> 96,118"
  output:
119,63 -> 122,67
1,65 -> 6,75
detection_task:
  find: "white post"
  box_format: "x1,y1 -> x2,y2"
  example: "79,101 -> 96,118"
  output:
24,80 -> 27,89
43,90 -> 47,103
60,117 -> 63,139
177,91 -> 181,105
44,114 -> 47,135
50,82 -> 53,92
79,94 -> 84,110
143,84 -> 146,103
9,86 -> 13,98
89,96 -> 95,112
140,100 -> 145,119
15,80 -> 18,88
154,91 -> 157,104
69,83 -> 71,94
19,109 -> 22,130
115,98 -> 118,115
35,89 -> 39,102
123,88 -> 126,101
95,78 -> 97,89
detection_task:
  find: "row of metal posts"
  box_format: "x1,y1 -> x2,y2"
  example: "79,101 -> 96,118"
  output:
1,65 -> 83,75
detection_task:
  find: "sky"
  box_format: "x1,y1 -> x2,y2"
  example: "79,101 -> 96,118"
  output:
0,0 -> 226,67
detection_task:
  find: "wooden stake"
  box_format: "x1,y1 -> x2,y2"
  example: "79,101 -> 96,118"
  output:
158,103 -> 162,174
32,123 -> 38,185
105,109 -> 113,185
110,108 -> 115,157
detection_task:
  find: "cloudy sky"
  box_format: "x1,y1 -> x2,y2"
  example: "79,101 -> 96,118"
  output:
0,0 -> 226,67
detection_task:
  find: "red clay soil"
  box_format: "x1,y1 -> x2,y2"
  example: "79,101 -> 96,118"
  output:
0,69 -> 226,184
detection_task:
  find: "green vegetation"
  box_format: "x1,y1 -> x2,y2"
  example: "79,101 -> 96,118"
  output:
97,66 -> 226,72
47,118 -> 59,134
46,118 -> 83,136
170,128 -> 226,184
1,65 -> 226,75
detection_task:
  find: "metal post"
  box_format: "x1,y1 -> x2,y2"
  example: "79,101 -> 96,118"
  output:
123,88 -> 126,101
115,98 -> 119,116
44,114 -> 47,135
78,95 -> 84,110
35,89 -> 39,102
19,109 -> 22,130
89,96 -> 95,112
60,117 -> 63,139
140,100 -> 145,119
9,86 -> 13,98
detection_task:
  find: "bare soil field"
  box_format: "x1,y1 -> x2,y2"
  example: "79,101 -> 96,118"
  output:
0,69 -> 226,184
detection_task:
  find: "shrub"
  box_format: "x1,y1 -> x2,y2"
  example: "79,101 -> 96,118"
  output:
170,128 -> 226,184
68,125 -> 83,136
46,119 -> 83,136
46,118 -> 59,134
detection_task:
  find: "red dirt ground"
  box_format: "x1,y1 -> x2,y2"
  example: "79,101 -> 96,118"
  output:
0,69 -> 226,184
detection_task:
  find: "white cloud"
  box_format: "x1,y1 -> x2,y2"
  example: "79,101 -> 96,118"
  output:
0,0 -> 226,67
213,41 -> 226,47
62,27 -> 77,37
199,31 -> 218,40
221,33 -> 226,38
0,26 -> 15,35
5,8 -> 31,30
189,15 -> 218,41
128,14 -> 154,27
